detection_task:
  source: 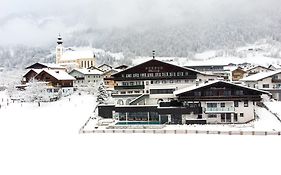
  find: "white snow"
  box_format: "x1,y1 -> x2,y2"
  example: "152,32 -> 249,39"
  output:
241,70 -> 281,81
41,69 -> 75,80
0,91 -> 281,175
61,47 -> 94,61
72,68 -> 103,75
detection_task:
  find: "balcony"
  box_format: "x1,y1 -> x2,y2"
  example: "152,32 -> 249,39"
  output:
114,85 -> 145,90
205,107 -> 235,113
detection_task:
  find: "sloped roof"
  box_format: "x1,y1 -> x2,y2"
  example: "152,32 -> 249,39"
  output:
174,80 -> 270,96
98,64 -> 112,69
241,70 -> 281,81
23,69 -> 42,77
70,68 -> 103,75
25,62 -> 65,69
112,58 -> 207,77
61,48 -> 94,61
37,70 -> 75,81
245,65 -> 273,72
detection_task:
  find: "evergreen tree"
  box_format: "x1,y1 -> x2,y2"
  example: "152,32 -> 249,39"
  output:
96,81 -> 108,104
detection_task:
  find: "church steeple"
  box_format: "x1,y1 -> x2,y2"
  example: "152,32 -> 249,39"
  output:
56,34 -> 64,64
57,34 -> 63,45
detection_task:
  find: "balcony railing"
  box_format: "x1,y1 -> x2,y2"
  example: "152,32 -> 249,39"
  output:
114,85 -> 145,90
205,107 -> 235,113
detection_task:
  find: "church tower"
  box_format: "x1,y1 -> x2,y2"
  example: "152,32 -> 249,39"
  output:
56,34 -> 64,64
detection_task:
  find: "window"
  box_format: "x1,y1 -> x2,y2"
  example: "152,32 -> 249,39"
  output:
220,103 -> 225,108
240,113 -> 244,117
133,73 -> 139,77
234,114 -> 238,122
126,74 -> 132,78
121,91 -> 126,94
197,114 -> 202,119
262,84 -> 269,88
234,101 -> 239,107
208,114 -> 217,118
221,114 -> 226,122
244,101 -> 248,107
207,103 -> 217,108
140,73 -> 146,77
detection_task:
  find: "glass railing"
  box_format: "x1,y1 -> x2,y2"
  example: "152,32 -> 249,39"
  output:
205,107 -> 235,112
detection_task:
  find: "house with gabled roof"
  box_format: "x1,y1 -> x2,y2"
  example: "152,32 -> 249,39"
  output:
244,65 -> 274,77
106,58 -> 219,106
34,69 -> 75,96
241,70 -> 281,100
69,68 -> 103,87
98,81 -> 270,124
98,64 -> 112,72
25,62 -> 66,70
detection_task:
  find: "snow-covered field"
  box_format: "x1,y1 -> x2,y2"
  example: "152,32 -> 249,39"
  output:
0,91 -> 281,175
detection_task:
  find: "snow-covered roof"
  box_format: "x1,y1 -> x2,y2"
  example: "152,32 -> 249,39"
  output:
61,47 -> 94,61
26,62 -> 65,69
23,69 -> 42,77
39,70 -> 75,81
241,70 -> 281,81
98,64 -> 112,69
174,80 -> 270,96
71,68 -> 103,75
245,65 -> 273,72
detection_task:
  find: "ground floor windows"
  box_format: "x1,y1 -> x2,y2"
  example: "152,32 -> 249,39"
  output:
220,113 -> 237,123
116,112 -> 162,123
240,113 -> 244,117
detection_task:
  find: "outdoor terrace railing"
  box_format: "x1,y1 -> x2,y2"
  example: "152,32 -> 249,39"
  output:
205,107 -> 235,113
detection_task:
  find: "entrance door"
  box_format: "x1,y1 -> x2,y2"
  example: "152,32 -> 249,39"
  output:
226,113 -> 232,123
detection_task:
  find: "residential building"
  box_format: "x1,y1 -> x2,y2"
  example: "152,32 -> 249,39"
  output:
69,68 -> 103,87
107,59 -> 219,106
241,70 -> 281,100
22,62 -> 66,84
231,67 -> 246,81
98,81 -> 270,124
244,65 -> 273,77
35,69 -> 75,96
98,64 -> 112,72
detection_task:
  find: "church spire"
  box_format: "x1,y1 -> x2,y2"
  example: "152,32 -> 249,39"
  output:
57,33 -> 63,45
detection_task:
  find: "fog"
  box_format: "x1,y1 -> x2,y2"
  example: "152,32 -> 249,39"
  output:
0,0 -> 281,46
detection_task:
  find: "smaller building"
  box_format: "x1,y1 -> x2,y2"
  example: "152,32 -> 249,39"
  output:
35,69 -> 75,96
25,62 -> 66,70
241,70 -> 281,100
22,69 -> 42,84
115,65 -> 129,70
231,67 -> 246,81
244,65 -> 273,77
69,68 -> 103,87
98,64 -> 113,72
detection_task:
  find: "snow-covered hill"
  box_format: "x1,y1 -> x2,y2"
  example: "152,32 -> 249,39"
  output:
133,39 -> 281,67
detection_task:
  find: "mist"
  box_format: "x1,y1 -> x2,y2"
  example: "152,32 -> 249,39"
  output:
0,0 -> 281,47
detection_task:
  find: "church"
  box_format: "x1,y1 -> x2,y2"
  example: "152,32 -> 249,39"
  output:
55,34 -> 96,69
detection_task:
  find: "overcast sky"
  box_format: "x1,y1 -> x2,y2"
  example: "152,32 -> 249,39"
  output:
0,0 -> 280,47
